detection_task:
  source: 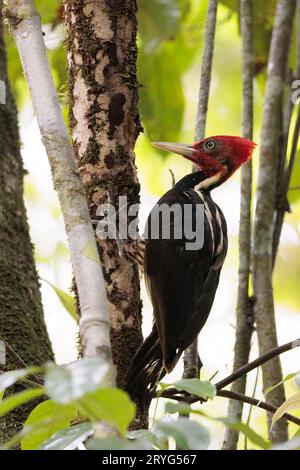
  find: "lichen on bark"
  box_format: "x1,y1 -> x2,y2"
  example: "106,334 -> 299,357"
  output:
64,0 -> 144,413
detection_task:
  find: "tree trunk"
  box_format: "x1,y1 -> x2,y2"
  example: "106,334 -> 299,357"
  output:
64,0 -> 145,425
6,0 -> 114,373
252,0 -> 296,443
0,2 -> 54,441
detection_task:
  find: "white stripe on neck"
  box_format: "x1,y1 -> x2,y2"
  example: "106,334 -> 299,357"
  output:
194,171 -> 223,190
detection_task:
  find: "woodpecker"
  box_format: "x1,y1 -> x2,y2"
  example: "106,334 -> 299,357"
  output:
125,135 -> 256,404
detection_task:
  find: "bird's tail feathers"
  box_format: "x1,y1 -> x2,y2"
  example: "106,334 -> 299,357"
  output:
125,328 -> 165,406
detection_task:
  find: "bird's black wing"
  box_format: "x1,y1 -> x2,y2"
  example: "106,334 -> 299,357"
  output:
144,187 -> 227,372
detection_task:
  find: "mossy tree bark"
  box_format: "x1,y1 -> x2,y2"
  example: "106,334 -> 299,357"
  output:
0,2 -> 54,441
64,0 -> 145,425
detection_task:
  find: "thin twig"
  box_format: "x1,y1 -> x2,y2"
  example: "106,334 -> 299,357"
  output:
184,0 -> 219,384
158,389 -> 300,427
0,335 -> 29,370
244,365 -> 259,449
215,339 -> 300,391
194,0 -> 219,141
273,104 -> 300,265
222,0 -> 255,450
217,390 -> 300,427
0,335 -> 43,385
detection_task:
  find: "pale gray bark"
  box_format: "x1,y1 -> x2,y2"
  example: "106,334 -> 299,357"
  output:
222,0 -> 254,450
252,0 -> 296,443
5,0 -> 114,382
195,0 -> 219,141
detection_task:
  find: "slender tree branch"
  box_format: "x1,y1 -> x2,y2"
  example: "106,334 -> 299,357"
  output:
273,104 -> 300,266
159,340 -> 300,428
159,387 -> 300,427
194,0 -> 219,141
5,0 -> 114,377
159,388 -> 300,427
273,1 -> 300,266
223,0 -> 254,450
0,336 -> 43,385
217,390 -> 300,427
216,339 -> 300,391
184,0 -> 219,383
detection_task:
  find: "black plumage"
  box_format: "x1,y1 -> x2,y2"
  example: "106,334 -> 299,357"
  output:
126,171 -> 228,404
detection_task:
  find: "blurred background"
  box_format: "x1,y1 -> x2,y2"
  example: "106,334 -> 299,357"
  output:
5,0 -> 300,448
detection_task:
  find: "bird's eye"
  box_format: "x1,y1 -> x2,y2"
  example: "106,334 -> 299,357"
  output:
204,140 -> 215,151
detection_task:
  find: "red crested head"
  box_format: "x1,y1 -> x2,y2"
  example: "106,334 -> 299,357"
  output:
153,135 -> 256,189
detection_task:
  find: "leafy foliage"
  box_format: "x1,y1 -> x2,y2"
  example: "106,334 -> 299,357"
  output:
76,389 -> 135,435
0,367 -> 40,392
0,360 -> 274,450
44,358 -> 111,403
173,378 -> 216,399
3,0 -> 300,452
152,418 -> 210,450
42,279 -> 77,321
138,0 -> 207,142
272,392 -> 300,428
164,402 -> 271,450
220,0 -> 276,71
40,422 -> 93,450
0,388 -> 45,418
21,400 -> 77,450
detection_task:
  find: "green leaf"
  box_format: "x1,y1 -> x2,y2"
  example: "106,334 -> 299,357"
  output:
139,50 -> 185,142
265,371 -> 299,396
0,388 -> 45,417
164,402 -> 270,450
173,378 -> 216,399
165,401 -> 193,415
138,0 -> 205,143
152,417 -> 210,450
40,422 -> 93,450
224,420 -> 270,450
36,0 -> 61,24
86,436 -> 152,450
220,0 -> 277,76
42,279 -> 77,321
45,358 -> 110,404
0,367 -> 40,392
138,0 -> 182,53
128,428 -> 160,446
272,392 -> 300,429
21,400 -> 77,450
289,150 -> 300,205
77,388 -> 135,436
